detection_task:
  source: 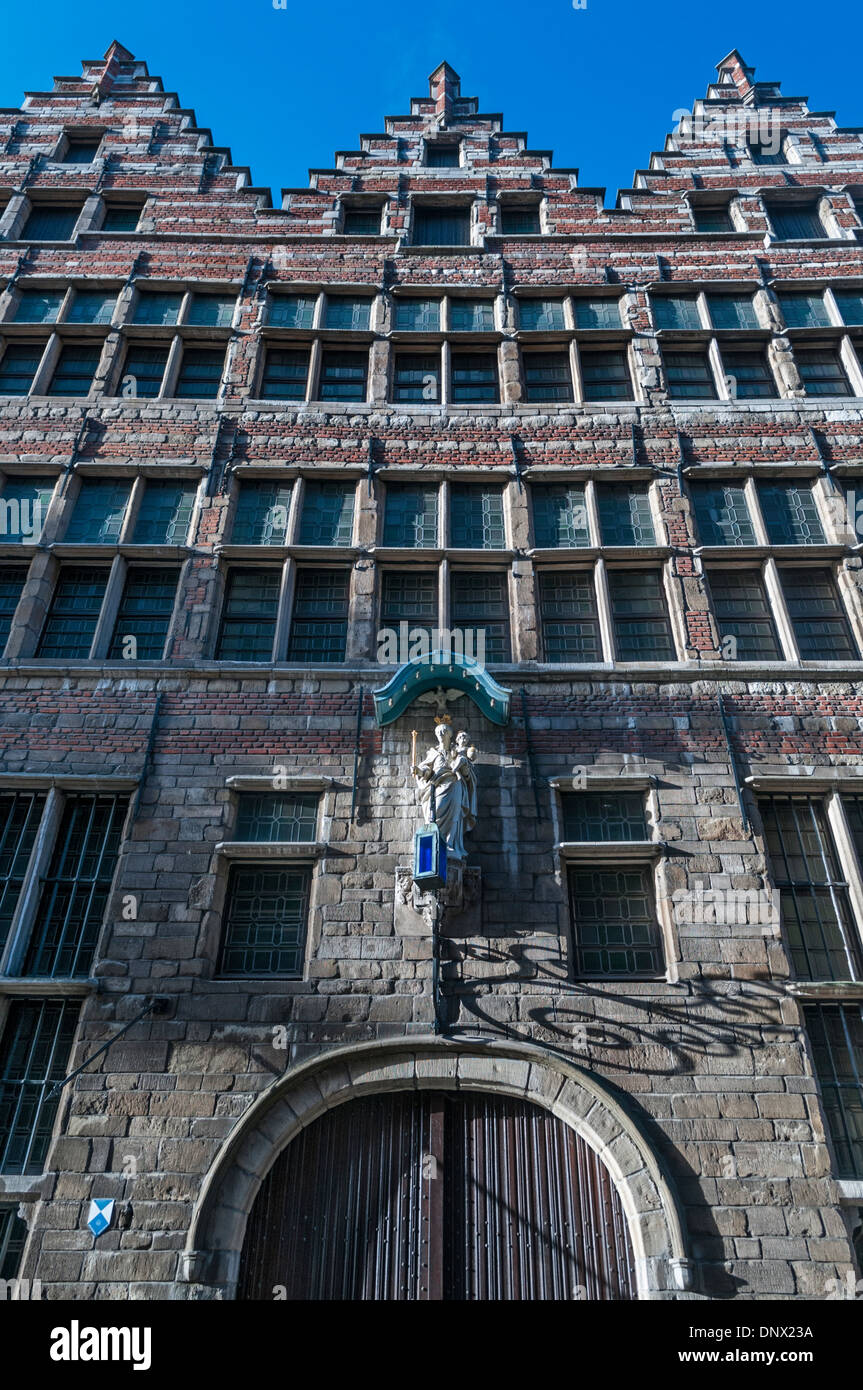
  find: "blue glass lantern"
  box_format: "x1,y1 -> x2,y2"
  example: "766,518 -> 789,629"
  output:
413,822 -> 447,889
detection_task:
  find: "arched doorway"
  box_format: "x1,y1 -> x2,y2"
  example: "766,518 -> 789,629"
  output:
237,1089 -> 636,1300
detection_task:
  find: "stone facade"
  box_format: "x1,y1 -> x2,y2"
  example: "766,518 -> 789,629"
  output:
0,42 -> 862,1300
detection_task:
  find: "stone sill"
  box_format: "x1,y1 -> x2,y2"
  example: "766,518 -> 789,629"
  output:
0,977 -> 97,997
748,770 -> 863,792
557,840 -> 663,861
0,774 -> 138,792
212,841 -> 328,860
784,981 -> 863,1000
836,1179 -> 863,1202
550,774 -> 655,792
224,776 -> 336,792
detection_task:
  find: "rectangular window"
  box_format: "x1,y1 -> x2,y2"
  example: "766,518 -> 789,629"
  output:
523,351 -> 573,403
519,299 -> 565,331
66,291 -> 115,324
835,291 -> 863,326
449,299 -> 494,332
318,350 -> 367,401
705,294 -> 759,330
0,344 -> 43,395
450,352 -> 499,403
380,571 -> 438,648
608,570 -> 675,660
777,292 -> 832,328
342,208 -> 381,236
750,140 -> 785,165
118,346 -> 169,398
299,481 -> 355,546
392,352 -> 440,403
24,794 -> 129,978
324,297 -> 373,331
780,568 -> 858,660
219,864 -> 311,977
394,298 -> 440,332
13,290 -> 63,323
383,485 -> 438,548
133,291 -> 182,326
0,791 -> 46,954
413,206 -> 471,246
186,293 -> 235,327
0,568 -> 27,651
450,571 -> 511,661
692,204 -> 734,232
287,569 -> 349,662
62,137 -> 101,163
538,570 -> 601,662
132,480 -> 197,545
108,568 -> 179,660
769,204 -> 827,240
532,484 -> 590,549
100,204 -> 142,232
597,485 -> 656,546
804,1006 -> 863,1178
0,478 -> 53,543
0,1204 -> 28,1279
500,205 -> 540,234
260,348 -> 309,400
573,298 -> 621,330
231,480 -> 292,546
721,348 -> 776,399
580,348 -> 633,401
450,485 -> 505,549
568,866 -> 662,976
65,479 -> 131,544
427,144 -> 459,168
795,346 -> 852,397
48,344 -> 101,397
235,793 -> 318,842
0,1000 -> 79,1173
216,569 -> 280,660
562,791 -> 648,841
691,483 -> 755,546
708,570 -> 782,659
269,295 -> 316,329
760,796 -> 862,980
652,295 -> 701,330
758,483 -> 825,545
663,349 -> 717,399
175,347 -> 223,399
21,206 -> 81,241
37,567 -> 109,658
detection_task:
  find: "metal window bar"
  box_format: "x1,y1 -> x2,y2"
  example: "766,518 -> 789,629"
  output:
803,1005 -> 863,1178
0,791 -> 46,954
0,998 -> 80,1173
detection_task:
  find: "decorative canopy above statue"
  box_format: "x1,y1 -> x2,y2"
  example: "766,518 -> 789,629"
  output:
372,652 -> 512,727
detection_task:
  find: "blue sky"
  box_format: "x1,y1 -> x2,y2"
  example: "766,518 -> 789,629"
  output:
1,0 -> 861,207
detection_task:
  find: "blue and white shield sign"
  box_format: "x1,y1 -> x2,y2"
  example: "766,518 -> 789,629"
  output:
86,1198 -> 115,1237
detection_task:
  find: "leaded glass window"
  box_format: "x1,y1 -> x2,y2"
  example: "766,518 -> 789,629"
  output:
21,206 -> 81,240
260,348 -> 309,399
235,793 -> 318,842
0,1204 -> 28,1278
65,291 -> 115,324
538,571 -> 601,662
269,295 -> 315,329
394,299 -> 440,331
0,478 -> 53,543
722,348 -> 776,399
597,485 -> 655,546
780,568 -> 858,660
608,570 -> 675,660
568,866 -> 662,976
835,292 -> 863,326
36,567 -> 109,657
0,568 -> 27,651
133,290 -> 182,325
778,292 -> 831,328
450,571 -> 511,662
580,349 -> 633,400
232,481 -> 292,546
450,485 -> 505,549
392,353 -> 440,403
133,481 -> 197,545
48,345 -> 100,396
708,570 -> 782,660
706,294 -> 758,329
0,1000 -> 79,1173
175,348 -> 223,399
0,344 -> 42,395
663,349 -> 716,399
187,293 -> 235,327
299,482 -> 355,546
0,791 -> 46,954
380,571 -> 438,649
804,1006 -> 863,1178
519,299 -> 565,331
287,569 -> 349,662
532,485 -> 589,548
450,352 -> 498,403
13,290 -> 63,323
523,351 -> 573,402
758,483 -> 825,544
65,480 -> 130,544
383,486 -> 438,548
652,295 -> 701,330
216,569 -> 280,660
108,568 -> 179,660
318,350 -> 367,401
573,298 -> 621,329
449,299 -> 494,332
219,865 -> 310,976
691,483 -> 755,546
795,347 -> 852,396
118,346 -> 168,398
562,791 -> 648,841
324,297 -> 372,331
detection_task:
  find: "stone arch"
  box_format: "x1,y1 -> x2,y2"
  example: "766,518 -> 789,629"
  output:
182,1037 -> 694,1299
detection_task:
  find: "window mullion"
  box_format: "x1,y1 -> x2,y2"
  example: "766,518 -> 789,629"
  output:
763,558 -> 799,660
273,558 -> 295,662
90,555 -> 126,660
594,558 -> 615,661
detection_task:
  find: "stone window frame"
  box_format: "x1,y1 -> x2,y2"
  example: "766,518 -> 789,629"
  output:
336,198 -> 387,237
0,280 -> 121,329
650,281 -> 790,402
257,284 -> 380,405
511,287 -> 635,406
762,192 -> 841,243
406,195 -> 476,249
207,775 -> 335,983
768,280 -> 863,397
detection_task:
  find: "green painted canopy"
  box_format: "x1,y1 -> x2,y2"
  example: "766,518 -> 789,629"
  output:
372,652 -> 512,726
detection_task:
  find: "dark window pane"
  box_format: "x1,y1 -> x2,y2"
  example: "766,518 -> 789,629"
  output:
723,348 -> 776,399
597,485 -> 655,546
413,207 -> 471,245
750,141 -> 785,165
66,291 -> 115,324
21,207 -> 80,240
780,568 -> 858,659
235,793 -> 318,842
299,482 -> 354,546
693,205 -> 734,232
562,792 -> 648,841
450,485 -> 505,549
691,483 -> 755,546
108,568 -> 179,660
580,349 -> 633,400
133,291 -> 182,326
663,349 -> 716,399
288,569 -> 349,662
260,348 -> 309,400
118,346 -> 169,398
100,205 -> 142,232
803,1006 -> 863,1178
523,351 -> 573,402
532,484 -> 589,549
450,571 -> 511,662
500,205 -> 540,234
0,343 -> 43,395
383,486 -> 438,548
342,208 -> 381,235
449,299 -> 494,332
0,1204 -> 28,1278
24,794 -> 128,978
0,791 -> 46,954
324,297 -> 372,331
220,865 -> 310,976
569,866 -> 662,976
758,483 -> 825,544
519,299 -> 565,331
48,345 -> 100,397
0,567 -> 28,650
63,139 -> 100,164
538,571 -> 601,661
133,481 -> 197,545
450,352 -> 498,403
795,347 -> 852,397
13,290 -> 63,323
268,296 -> 315,329
216,569 -> 280,660
65,480 -> 130,544
392,352 -> 440,403
186,293 -> 235,327
427,145 -> 459,167
706,294 -> 759,329
175,348 -> 224,399
394,299 -> 440,332
231,481 -> 292,546
835,292 -> 863,326
381,571 -> 438,650
0,478 -> 53,543
709,570 -> 782,659
37,567 -> 109,658
318,350 -> 367,401
653,295 -> 701,330
608,570 -> 675,660
0,1000 -> 79,1173
573,298 -> 621,329
769,205 -> 826,240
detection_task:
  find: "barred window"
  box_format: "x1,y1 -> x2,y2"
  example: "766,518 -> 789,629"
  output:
608,570 -> 675,660
108,568 -> 179,660
0,477 -> 54,543
13,290 -> 63,323
532,484 -> 589,549
758,483 -> 825,545
804,1006 -> 863,1178
0,1204 -> 28,1278
721,348 -> 776,399
538,571 -> 601,662
562,791 -> 648,841
519,299 -> 565,331
523,351 -> 573,403
37,567 -> 109,658
795,346 -> 852,397
449,299 -> 494,332
768,203 -> 827,240
500,205 -> 540,234
318,350 -> 367,401
0,791 -> 46,954
450,352 -> 499,403
652,295 -> 701,330
21,206 -> 81,241
268,295 -> 315,329
232,481 -> 292,546
216,569 -> 280,661
235,793 -> 318,842
778,292 -> 832,329
706,294 -> 758,330
0,568 -> 27,652
568,866 -> 662,976
394,298 -> 440,331
65,479 -> 130,544
175,348 -> 224,399
287,569 -> 349,663
48,344 -> 101,397
580,348 -> 633,401
219,864 -> 311,976
66,291 -> 115,324
573,298 -> 621,330
381,571 -> 438,648
118,345 -> 169,398
0,1000 -> 79,1173
413,206 -> 470,246
450,571 -> 511,662
383,485 -> 438,548
691,483 -> 755,546
392,352 -> 440,403
133,291 -> 182,326
342,208 -> 382,236
324,297 -> 372,331
759,795 -> 862,981
779,568 -> 858,660
663,349 -> 717,399
299,481 -> 355,546
260,348 -> 309,400
132,480 -> 197,545
708,570 -> 782,660
597,485 -> 655,546
23,794 -> 128,978
186,293 -> 235,327
450,485 -> 505,549
0,344 -> 43,395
